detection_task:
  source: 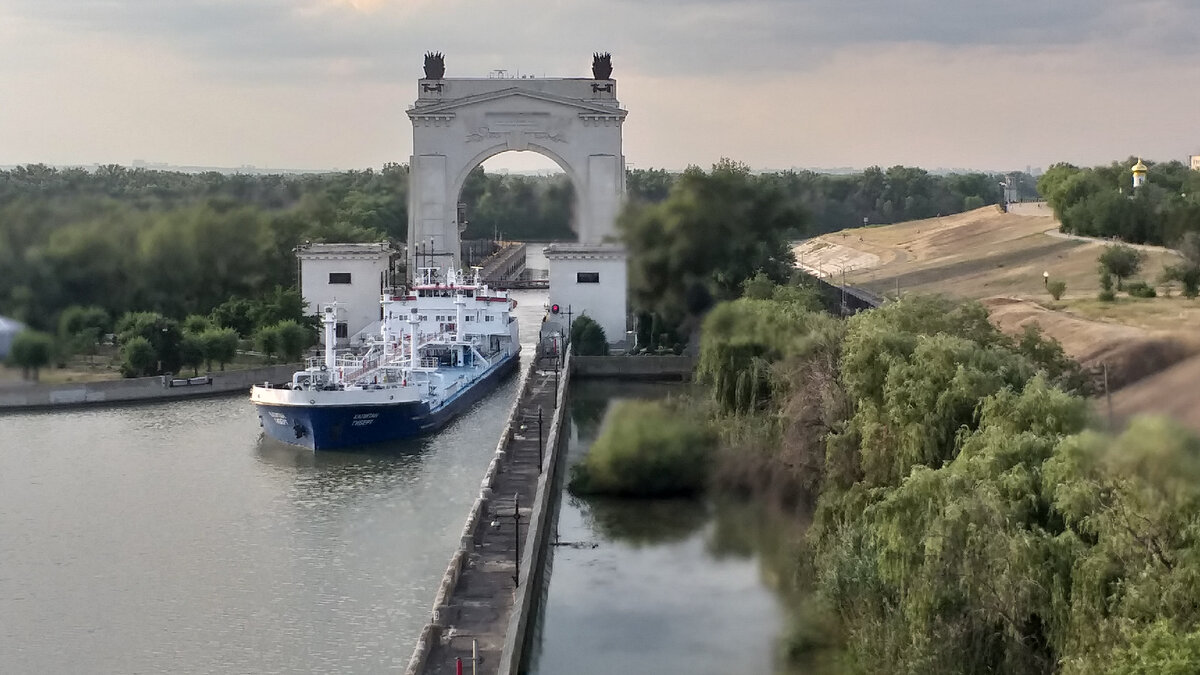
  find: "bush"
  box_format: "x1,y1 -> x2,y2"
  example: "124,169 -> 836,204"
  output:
570,315 -> 609,356
1047,279 -> 1067,300
255,325 -> 281,363
273,319 -> 314,362
1098,289 -> 1116,302
1125,281 -> 1157,298
8,330 -> 54,380
199,327 -> 238,371
568,400 -> 716,497
179,333 -> 205,376
120,336 -> 157,377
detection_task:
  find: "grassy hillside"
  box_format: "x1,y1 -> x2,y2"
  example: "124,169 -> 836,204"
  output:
794,205 -> 1200,432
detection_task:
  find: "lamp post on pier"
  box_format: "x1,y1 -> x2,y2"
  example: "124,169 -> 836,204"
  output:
537,407 -> 544,474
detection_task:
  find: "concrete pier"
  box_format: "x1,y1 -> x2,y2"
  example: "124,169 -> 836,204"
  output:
406,354 -> 570,675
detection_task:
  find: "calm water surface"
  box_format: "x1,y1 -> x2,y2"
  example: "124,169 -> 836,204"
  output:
526,381 -> 806,675
0,291 -> 546,674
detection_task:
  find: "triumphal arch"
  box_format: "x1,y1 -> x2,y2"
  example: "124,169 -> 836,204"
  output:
406,53 -> 630,342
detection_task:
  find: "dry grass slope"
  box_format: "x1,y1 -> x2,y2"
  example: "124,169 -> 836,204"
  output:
795,206 -> 1200,433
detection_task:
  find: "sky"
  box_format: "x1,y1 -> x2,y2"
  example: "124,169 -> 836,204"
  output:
2,0 -> 1199,174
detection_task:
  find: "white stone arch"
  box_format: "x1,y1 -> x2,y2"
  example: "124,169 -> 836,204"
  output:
406,76 -> 628,272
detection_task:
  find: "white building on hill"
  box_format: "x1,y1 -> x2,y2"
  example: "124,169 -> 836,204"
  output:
296,243 -> 396,348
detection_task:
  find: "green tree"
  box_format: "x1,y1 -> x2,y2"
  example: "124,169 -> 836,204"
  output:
115,311 -> 182,373
210,297 -> 258,336
57,305 -> 109,361
120,336 -> 157,378
199,327 -> 238,371
273,319 -> 314,362
183,314 -> 211,334
1099,241 -> 1142,289
1162,231 -> 1200,299
1047,279 -> 1067,300
255,325 -> 281,363
570,315 -> 609,356
178,332 -> 205,376
620,159 -> 805,330
7,330 -> 54,380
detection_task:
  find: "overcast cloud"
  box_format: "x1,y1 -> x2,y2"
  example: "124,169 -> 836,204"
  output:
2,0 -> 1198,170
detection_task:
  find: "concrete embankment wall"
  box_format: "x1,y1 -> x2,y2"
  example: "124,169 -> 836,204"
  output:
404,357 -> 545,674
572,354 -> 695,380
0,364 -> 298,411
498,353 -> 571,675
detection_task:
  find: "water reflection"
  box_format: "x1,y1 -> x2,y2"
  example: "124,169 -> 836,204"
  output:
527,381 -> 805,675
574,496 -> 710,547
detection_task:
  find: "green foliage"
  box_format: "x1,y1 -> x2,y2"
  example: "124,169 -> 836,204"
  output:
255,325 -> 280,363
199,327 -> 238,371
620,159 -> 804,327
115,311 -> 182,373
1047,279 -> 1066,300
7,330 -> 54,380
697,295 -> 842,415
1041,157 -> 1200,246
1125,280 -> 1157,298
1099,244 -> 1145,289
273,319 -> 314,362
1162,232 -> 1200,299
178,332 -> 205,376
210,297 -> 258,337
568,400 -> 716,497
183,314 -> 211,334
120,336 -> 157,378
57,305 -> 109,358
570,315 -> 609,355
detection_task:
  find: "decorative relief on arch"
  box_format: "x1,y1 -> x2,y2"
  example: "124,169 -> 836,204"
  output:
463,111 -> 569,143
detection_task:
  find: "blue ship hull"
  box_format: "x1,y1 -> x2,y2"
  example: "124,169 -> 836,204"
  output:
256,353 -> 519,450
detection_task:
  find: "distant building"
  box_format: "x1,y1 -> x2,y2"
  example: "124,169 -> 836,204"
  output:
1191,154 -> 1200,172
1132,158 -> 1148,189
296,243 -> 397,348
0,315 -> 24,359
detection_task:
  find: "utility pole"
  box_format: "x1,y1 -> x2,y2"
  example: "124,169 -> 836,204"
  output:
537,407 -> 544,474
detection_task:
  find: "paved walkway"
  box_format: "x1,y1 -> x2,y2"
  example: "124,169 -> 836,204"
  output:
421,366 -> 561,675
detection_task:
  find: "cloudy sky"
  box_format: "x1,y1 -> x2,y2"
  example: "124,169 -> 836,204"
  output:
2,0 -> 1198,173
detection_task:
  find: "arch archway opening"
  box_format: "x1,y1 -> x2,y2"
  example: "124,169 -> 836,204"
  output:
457,150 -> 579,276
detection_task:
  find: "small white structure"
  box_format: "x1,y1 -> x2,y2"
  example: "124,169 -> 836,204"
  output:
296,243 -> 396,347
544,243 -> 628,345
0,315 -> 23,359
1132,158 -> 1148,189
1190,154 -> 1200,172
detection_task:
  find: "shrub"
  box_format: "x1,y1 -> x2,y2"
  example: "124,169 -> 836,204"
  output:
568,400 -> 716,497
179,333 -> 205,376
199,327 -> 239,371
570,315 -> 609,356
1125,281 -> 1157,298
120,336 -> 157,377
8,330 -> 54,381
1098,289 -> 1116,302
255,325 -> 281,363
183,314 -> 211,334
274,320 -> 314,362
1047,279 -> 1067,300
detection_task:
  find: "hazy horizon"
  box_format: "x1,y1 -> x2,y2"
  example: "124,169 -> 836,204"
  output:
3,1 -> 1198,173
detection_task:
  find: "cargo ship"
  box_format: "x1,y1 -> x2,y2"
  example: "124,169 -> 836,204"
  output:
251,267 -> 519,450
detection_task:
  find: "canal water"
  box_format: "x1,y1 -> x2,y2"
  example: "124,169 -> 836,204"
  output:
0,291 -> 546,674
525,380 -> 808,675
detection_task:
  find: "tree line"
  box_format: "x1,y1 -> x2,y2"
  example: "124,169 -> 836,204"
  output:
1038,157 -> 1200,247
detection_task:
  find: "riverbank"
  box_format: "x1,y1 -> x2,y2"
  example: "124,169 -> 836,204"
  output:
0,364 -> 298,411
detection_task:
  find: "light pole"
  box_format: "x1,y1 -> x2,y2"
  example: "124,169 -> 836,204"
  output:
1043,271 -> 1050,288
